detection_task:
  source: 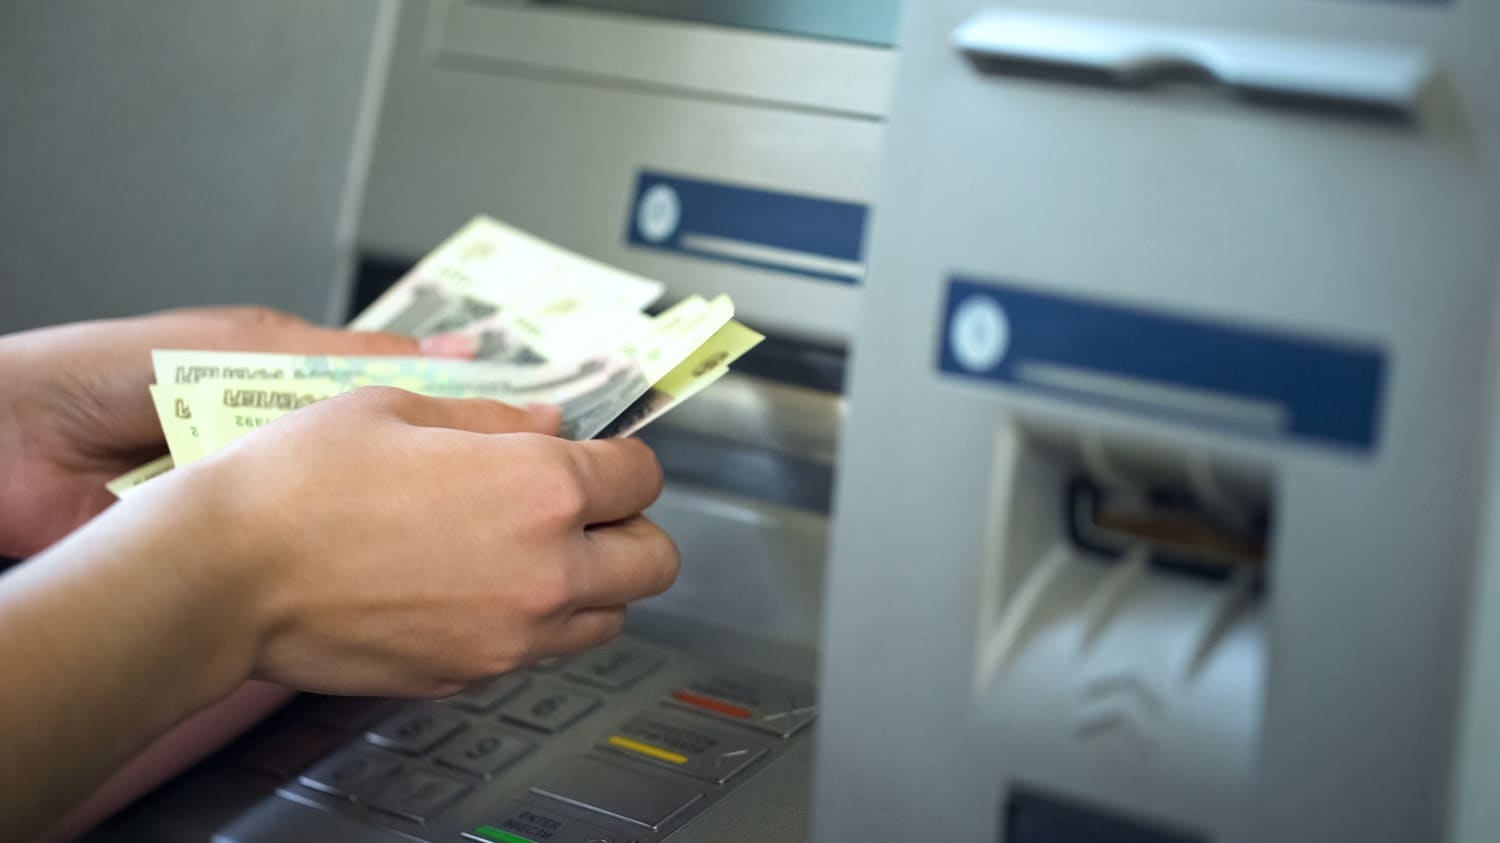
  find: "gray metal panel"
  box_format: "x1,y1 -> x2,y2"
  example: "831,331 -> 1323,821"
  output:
433,0 -> 894,115
636,482 -> 827,664
351,0 -> 887,345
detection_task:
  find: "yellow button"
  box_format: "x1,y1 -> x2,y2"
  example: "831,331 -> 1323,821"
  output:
606,735 -> 687,765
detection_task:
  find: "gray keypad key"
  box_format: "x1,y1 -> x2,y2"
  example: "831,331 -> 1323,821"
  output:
435,726 -> 535,777
365,769 -> 471,822
502,684 -> 601,734
564,644 -> 665,691
365,703 -> 467,755
442,673 -> 531,714
665,673 -> 817,739
464,800 -> 627,843
531,757 -> 703,831
298,748 -> 403,799
602,714 -> 767,784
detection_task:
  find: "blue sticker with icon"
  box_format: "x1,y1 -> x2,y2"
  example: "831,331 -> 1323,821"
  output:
626,170 -> 868,284
938,277 -> 1387,451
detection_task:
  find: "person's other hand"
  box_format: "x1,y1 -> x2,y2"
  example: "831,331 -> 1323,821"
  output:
0,307 -> 421,558
147,387 -> 677,697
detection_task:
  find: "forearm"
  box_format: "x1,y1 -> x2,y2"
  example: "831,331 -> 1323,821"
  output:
36,681 -> 295,843
0,332 -> 44,558
0,479 -> 260,841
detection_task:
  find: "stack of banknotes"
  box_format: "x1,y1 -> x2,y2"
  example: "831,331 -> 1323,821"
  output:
106,216 -> 763,496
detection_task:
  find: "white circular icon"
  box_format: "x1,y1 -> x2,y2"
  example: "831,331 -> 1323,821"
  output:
636,184 -> 681,244
950,294 -> 1009,373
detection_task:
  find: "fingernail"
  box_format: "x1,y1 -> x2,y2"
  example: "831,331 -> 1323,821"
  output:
418,332 -> 479,359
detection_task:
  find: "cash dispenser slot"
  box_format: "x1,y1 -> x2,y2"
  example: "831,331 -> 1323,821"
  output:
976,424 -> 1268,837
1065,474 -> 1269,582
989,426 -> 1273,613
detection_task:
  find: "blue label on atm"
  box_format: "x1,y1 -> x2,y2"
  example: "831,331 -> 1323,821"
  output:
938,277 -> 1387,451
625,170 -> 868,284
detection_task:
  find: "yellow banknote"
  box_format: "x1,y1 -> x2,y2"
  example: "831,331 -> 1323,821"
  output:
150,384 -> 207,464
348,216 -> 663,336
187,379 -> 346,458
105,455 -> 176,498
594,320 -> 764,439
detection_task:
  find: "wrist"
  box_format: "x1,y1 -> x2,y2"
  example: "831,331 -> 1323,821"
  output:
111,466 -> 271,702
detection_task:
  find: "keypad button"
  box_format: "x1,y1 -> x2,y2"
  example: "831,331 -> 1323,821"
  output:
442,673 -> 532,714
435,726 -> 535,778
365,703 -> 467,755
297,748 -> 403,799
563,644 -> 665,692
602,714 -> 767,784
365,769 -> 470,822
464,800 -> 626,843
502,685 -> 602,734
531,757 -> 702,831
665,674 -> 817,739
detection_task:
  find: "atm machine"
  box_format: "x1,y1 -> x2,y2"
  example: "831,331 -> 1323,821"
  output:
87,1 -> 895,841
86,0 -> 1500,842
817,1 -> 1500,842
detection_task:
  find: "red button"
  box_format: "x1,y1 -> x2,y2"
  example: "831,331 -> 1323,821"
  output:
671,690 -> 752,719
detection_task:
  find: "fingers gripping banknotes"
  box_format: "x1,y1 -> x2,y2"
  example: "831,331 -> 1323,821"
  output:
153,294 -> 742,437
108,216 -> 760,491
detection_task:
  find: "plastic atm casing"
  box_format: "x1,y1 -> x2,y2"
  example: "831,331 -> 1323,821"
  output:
815,1 -> 1500,842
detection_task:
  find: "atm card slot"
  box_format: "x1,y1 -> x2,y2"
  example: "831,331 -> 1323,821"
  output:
1065,477 -> 1268,580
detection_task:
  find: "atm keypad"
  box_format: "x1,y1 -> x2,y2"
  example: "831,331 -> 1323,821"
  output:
268,637 -> 813,841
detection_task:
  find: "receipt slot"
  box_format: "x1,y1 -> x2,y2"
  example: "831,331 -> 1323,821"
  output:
817,2 -> 1500,842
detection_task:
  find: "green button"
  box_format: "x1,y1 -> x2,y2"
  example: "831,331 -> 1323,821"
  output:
468,825 -> 535,843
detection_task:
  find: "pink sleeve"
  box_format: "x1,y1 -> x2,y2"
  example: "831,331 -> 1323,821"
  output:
37,680 -> 296,843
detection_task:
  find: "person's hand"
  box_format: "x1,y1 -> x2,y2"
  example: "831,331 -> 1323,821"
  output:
0,387 -> 676,836
157,386 -> 679,697
0,307 -> 422,558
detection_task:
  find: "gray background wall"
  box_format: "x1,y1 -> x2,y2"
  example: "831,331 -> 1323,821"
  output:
0,0 -> 381,334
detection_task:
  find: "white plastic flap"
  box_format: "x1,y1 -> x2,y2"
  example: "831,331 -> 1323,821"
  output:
953,9 -> 1434,114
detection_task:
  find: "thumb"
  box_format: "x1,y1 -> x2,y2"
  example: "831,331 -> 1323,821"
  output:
417,331 -> 480,360
364,391 -> 564,436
